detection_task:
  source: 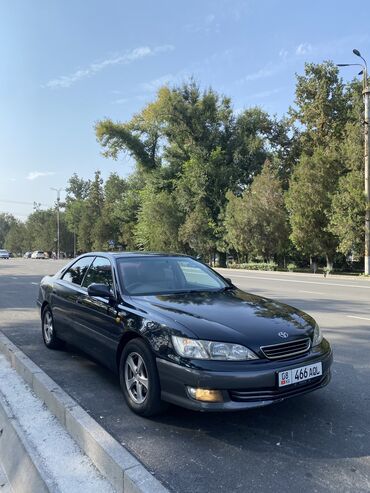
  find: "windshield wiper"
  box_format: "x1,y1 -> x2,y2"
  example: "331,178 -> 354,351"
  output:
173,289 -> 204,294
219,285 -> 235,291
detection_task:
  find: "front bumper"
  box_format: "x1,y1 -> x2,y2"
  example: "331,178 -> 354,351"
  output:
157,340 -> 333,411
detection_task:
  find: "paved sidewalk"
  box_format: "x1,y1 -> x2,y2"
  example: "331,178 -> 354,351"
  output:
0,353 -> 115,493
0,463 -> 12,493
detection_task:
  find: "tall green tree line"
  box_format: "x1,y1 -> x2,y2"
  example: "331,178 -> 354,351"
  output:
2,62 -> 366,269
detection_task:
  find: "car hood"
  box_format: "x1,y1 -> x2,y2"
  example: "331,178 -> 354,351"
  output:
131,288 -> 315,348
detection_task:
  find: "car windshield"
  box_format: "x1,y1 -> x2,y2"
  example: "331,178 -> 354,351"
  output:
117,256 -> 228,295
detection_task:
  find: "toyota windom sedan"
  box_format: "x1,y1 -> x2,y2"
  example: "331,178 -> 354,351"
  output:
37,253 -> 332,416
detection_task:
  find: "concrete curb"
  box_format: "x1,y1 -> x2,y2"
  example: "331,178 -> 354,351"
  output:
0,393 -> 59,493
216,267 -> 370,282
0,332 -> 168,493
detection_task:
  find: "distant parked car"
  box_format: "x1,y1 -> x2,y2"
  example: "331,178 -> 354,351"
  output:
24,251 -> 32,259
31,251 -> 47,259
0,249 -> 10,259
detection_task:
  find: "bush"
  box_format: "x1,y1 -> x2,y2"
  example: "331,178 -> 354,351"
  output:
287,262 -> 297,272
227,262 -> 278,271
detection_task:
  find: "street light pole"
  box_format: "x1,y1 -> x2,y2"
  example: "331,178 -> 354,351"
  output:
51,188 -> 63,260
337,49 -> 370,275
364,82 -> 370,274
352,49 -> 370,275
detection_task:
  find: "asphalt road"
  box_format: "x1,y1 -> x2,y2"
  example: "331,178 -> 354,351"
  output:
0,259 -> 369,493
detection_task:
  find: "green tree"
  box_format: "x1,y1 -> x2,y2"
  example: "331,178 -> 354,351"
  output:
95,81 -> 290,261
286,62 -> 351,267
4,221 -> 28,254
290,61 -> 348,150
327,78 -> 365,258
65,173 -> 91,200
222,192 -> 247,258
0,213 -> 17,248
26,209 -> 56,251
329,170 -> 365,257
178,205 -> 216,260
224,162 -> 289,261
99,173 -> 127,249
64,174 -> 91,253
135,185 -> 183,252
76,171 -> 104,251
286,149 -> 342,265
22,209 -> 71,253
113,172 -> 144,250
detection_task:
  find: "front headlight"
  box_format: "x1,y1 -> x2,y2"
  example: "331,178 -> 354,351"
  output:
171,335 -> 259,361
313,324 -> 323,346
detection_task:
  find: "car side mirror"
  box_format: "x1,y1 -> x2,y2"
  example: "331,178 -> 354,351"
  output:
224,277 -> 232,284
87,283 -> 114,300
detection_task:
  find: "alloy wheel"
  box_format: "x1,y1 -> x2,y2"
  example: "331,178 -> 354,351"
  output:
43,311 -> 53,344
124,352 -> 149,404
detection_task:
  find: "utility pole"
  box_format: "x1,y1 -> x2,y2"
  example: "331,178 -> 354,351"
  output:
51,188 -> 63,260
337,49 -> 370,275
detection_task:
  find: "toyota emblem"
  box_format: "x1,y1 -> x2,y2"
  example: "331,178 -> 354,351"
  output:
278,331 -> 289,339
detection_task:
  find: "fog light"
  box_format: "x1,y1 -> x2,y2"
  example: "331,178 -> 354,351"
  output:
187,387 -> 223,402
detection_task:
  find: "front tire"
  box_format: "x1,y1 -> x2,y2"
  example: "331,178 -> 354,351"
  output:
119,339 -> 166,417
42,307 -> 64,349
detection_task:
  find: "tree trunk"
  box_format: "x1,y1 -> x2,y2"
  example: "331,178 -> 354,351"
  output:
325,254 -> 333,271
218,251 -> 226,268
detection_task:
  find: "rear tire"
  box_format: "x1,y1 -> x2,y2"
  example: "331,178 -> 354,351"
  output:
119,339 -> 166,417
42,307 -> 64,349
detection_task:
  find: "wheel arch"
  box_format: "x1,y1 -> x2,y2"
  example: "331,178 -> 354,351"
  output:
116,331 -> 144,371
41,301 -> 49,316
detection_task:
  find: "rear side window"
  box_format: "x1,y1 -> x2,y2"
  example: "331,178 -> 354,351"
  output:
62,257 -> 94,285
82,257 -> 113,288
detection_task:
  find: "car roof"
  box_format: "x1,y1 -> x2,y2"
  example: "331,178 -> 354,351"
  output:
82,251 -> 190,260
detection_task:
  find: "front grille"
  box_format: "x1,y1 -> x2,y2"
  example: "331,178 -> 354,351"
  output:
229,374 -> 329,402
260,338 -> 311,360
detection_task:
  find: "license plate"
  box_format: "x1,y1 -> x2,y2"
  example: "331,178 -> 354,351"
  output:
278,362 -> 322,387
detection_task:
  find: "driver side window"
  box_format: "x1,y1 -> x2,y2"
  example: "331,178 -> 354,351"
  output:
82,257 -> 114,289
61,256 -> 94,285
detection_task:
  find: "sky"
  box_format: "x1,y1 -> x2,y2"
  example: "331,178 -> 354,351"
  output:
1,0 -> 370,218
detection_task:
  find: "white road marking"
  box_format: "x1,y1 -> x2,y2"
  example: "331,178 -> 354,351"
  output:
11,276 -> 18,279
31,282 -> 38,285
347,315 -> 370,322
299,290 -> 326,295
227,274 -> 370,290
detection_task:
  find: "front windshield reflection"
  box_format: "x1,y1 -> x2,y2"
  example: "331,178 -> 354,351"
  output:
117,256 -> 227,295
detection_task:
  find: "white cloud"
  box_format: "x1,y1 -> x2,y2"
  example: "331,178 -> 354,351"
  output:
140,73 -> 178,92
205,13 -> 216,25
238,64 -> 279,83
140,67 -> 191,93
185,13 -> 219,33
238,44 -> 308,85
44,45 -> 174,89
295,43 -> 312,56
248,87 -> 283,100
26,171 -> 56,181
279,49 -> 289,60
113,97 -> 129,105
